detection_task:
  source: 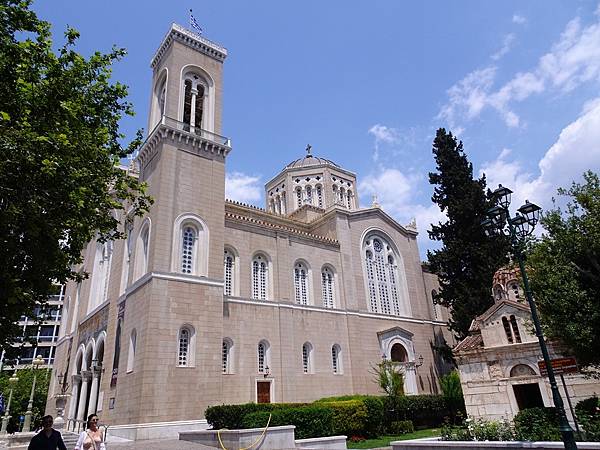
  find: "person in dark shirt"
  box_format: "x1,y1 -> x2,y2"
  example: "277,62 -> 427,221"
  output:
28,415 -> 67,450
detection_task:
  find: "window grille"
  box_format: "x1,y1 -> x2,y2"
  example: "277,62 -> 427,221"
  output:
364,236 -> 404,315
316,185 -> 323,208
302,344 -> 309,373
178,328 -> 190,366
510,315 -> 522,343
321,268 -> 334,308
296,188 -> 302,208
332,345 -> 339,373
502,316 -> 513,343
294,263 -> 308,305
224,250 -> 234,296
306,186 -> 312,205
258,342 -> 266,373
222,340 -> 229,373
252,256 -> 268,300
181,226 -> 196,274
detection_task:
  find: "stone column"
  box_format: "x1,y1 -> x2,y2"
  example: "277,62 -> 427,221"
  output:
405,363 -> 418,395
190,89 -> 197,133
76,371 -> 91,424
86,370 -> 101,417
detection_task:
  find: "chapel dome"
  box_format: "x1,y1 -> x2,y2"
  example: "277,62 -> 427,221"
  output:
284,154 -> 340,170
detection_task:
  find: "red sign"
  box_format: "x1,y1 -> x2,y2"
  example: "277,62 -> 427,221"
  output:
538,357 -> 578,377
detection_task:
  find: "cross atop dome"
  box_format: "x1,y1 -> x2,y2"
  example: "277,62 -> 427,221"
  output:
306,144 -> 312,156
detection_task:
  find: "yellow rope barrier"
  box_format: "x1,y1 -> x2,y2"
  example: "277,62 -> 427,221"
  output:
217,413 -> 272,450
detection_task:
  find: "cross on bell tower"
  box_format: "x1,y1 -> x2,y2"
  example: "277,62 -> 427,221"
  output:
305,144 -> 312,156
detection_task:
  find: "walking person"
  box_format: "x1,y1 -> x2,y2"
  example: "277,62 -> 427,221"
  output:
27,415 -> 67,450
75,414 -> 106,450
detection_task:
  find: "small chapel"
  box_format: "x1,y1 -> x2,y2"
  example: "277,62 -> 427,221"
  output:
47,23 -> 453,438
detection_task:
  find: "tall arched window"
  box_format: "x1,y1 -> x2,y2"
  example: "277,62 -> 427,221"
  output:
321,266 -> 335,308
502,316 -> 514,343
252,254 -> 268,300
347,190 -> 353,209
391,343 -> 408,362
222,338 -> 233,374
294,262 -> 309,305
363,234 -> 408,316
296,188 -> 302,208
133,220 -> 150,282
89,240 -> 113,312
224,249 -> 234,296
316,185 -> 323,208
182,76 -> 205,132
177,326 -> 195,367
306,186 -> 313,205
257,340 -> 270,373
332,344 -> 342,374
302,342 -> 313,374
172,214 -> 209,276
510,315 -> 522,343
126,329 -> 136,373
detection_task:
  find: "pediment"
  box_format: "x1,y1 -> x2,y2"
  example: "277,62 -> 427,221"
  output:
478,300 -> 530,324
377,326 -> 414,341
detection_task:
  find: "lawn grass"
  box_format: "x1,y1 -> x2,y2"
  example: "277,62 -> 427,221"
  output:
346,428 -> 440,449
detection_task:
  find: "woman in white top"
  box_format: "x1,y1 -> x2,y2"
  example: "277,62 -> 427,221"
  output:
75,414 -> 106,450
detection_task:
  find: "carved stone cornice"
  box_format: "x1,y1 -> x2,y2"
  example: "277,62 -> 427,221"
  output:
151,23 -> 227,69
137,123 -> 232,170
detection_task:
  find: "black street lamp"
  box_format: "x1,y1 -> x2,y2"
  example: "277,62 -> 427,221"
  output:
482,184 -> 577,450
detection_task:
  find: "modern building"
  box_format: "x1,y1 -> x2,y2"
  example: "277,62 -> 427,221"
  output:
454,266 -> 600,422
47,23 -> 453,437
1,285 -> 64,370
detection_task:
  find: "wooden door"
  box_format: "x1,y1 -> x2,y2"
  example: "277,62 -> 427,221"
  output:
257,381 -> 271,403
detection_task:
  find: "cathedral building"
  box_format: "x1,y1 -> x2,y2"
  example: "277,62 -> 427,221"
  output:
47,23 -> 452,438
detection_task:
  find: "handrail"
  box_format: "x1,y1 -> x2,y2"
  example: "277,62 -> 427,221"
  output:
149,116 -> 231,147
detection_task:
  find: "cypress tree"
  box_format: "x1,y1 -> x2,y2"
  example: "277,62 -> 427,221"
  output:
427,128 -> 509,339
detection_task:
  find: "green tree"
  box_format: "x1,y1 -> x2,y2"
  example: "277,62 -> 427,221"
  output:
0,368 -> 50,432
0,1 -> 152,357
427,128 -> 510,339
373,359 -> 405,399
439,370 -> 465,424
527,171 -> 600,372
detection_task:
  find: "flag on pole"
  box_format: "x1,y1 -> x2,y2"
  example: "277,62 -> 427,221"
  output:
189,9 -> 203,34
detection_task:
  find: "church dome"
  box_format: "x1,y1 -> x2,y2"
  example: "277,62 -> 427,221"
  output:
285,154 -> 340,170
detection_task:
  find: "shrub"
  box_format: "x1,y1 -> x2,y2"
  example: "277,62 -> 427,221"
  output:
468,417 -> 514,441
576,396 -> 600,441
316,394 -> 384,437
242,406 -> 334,440
440,370 -> 466,424
387,420 -> 414,435
320,400 -> 368,437
514,407 -> 560,441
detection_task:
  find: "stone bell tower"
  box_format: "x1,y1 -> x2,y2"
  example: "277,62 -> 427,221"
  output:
103,24 -> 232,425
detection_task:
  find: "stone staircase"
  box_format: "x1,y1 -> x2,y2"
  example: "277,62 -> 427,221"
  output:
60,430 -> 79,448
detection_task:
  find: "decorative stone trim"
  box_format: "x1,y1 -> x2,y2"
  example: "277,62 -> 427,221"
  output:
151,23 -> 227,69
137,122 -> 231,170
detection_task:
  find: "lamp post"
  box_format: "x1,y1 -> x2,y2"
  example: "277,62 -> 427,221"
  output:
22,355 -> 44,432
482,184 -> 577,450
0,372 -> 19,434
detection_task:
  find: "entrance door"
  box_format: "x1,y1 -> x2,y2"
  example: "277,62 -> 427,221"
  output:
513,383 -> 544,410
257,381 -> 271,403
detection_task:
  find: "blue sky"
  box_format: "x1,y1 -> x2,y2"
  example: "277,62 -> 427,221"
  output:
35,1 -> 600,257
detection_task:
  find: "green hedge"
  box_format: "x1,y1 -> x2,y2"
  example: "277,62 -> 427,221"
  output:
514,407 -> 560,441
205,402 -> 308,430
387,420 -> 414,435
242,406 -> 334,440
321,400 -> 368,437
387,395 -> 450,428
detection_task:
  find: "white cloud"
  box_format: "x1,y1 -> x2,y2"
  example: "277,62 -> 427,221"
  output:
440,9 -> 600,129
479,98 -> 600,211
225,172 -> 263,204
368,124 -> 401,162
512,14 -> 527,25
491,33 -> 516,61
359,168 -> 445,251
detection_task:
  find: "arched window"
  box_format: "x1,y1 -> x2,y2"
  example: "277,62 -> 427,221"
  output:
252,254 -> 268,300
275,196 -> 282,214
302,342 -> 313,374
224,249 -> 235,296
126,329 -> 136,373
510,315 -> 522,343
332,344 -> 342,374
510,364 -> 536,377
296,188 -> 302,208
89,240 -> 113,312
306,186 -> 313,205
431,289 -> 439,319
316,185 -> 323,208
339,187 -> 345,204
391,343 -> 408,362
502,316 -> 514,343
347,190 -> 353,209
294,262 -> 309,305
111,318 -> 122,386
182,76 -> 205,132
493,285 -> 504,301
222,338 -> 233,374
133,220 -> 150,282
363,234 -> 407,315
257,340 -> 270,373
177,326 -> 195,367
172,214 -> 209,276
321,266 -> 335,308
